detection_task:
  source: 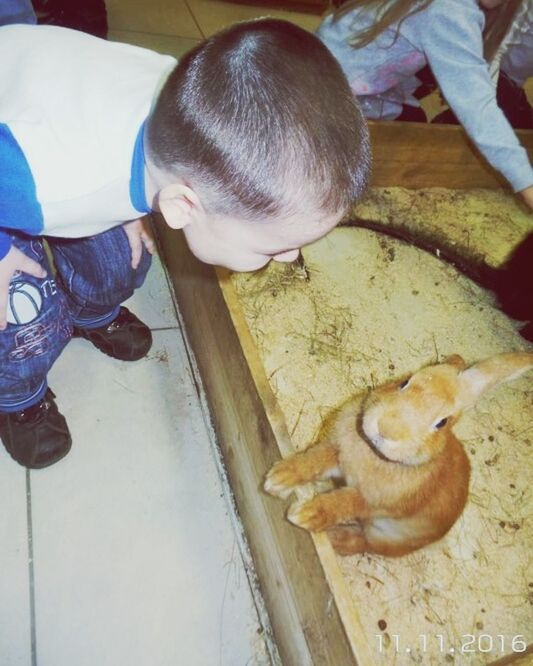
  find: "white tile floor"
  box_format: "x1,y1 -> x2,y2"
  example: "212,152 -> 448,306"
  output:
1,253 -> 271,665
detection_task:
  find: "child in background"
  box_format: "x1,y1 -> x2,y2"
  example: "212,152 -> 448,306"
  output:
0,19 -> 371,469
431,2 -> 533,130
317,0 -> 533,209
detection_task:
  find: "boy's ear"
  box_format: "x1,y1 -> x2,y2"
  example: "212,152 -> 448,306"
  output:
158,183 -> 204,230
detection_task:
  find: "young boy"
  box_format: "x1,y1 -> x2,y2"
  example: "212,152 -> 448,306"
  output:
0,18 -> 371,469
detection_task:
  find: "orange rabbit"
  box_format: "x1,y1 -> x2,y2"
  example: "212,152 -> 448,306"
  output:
264,352 -> 533,557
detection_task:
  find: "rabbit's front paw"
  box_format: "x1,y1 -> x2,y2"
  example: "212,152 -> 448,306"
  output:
264,459 -> 303,499
287,497 -> 333,532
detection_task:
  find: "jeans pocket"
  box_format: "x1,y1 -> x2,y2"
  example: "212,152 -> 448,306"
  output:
0,275 -> 72,400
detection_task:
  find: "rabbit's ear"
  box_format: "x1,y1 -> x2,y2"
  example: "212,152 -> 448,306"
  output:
457,352 -> 533,409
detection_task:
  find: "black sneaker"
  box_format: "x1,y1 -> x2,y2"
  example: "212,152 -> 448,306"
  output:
0,389 -> 72,469
73,306 -> 152,361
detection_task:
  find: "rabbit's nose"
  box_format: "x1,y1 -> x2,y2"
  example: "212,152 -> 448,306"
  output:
378,413 -> 410,442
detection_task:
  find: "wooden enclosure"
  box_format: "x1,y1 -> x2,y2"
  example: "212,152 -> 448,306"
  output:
368,122 -> 533,189
155,122 -> 533,666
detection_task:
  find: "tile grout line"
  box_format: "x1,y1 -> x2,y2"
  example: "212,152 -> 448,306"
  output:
183,0 -> 207,39
25,470 -> 37,666
108,26 -> 201,41
149,325 -> 182,332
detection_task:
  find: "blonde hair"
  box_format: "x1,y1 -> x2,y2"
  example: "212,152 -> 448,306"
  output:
333,0 -> 433,48
333,0 -> 522,60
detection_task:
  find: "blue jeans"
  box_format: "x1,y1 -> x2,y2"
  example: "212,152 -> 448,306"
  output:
0,0 -> 36,25
0,226 -> 152,412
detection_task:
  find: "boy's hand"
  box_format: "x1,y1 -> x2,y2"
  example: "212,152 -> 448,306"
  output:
123,218 -> 156,269
519,185 -> 533,212
0,246 -> 46,330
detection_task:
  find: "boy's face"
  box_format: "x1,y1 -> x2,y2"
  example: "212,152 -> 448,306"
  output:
181,209 -> 344,272
152,175 -> 345,272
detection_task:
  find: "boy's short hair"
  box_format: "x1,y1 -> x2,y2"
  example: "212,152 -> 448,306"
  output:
146,18 -> 371,219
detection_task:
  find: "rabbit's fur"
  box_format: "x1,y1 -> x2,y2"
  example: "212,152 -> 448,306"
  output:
264,352 -> 533,557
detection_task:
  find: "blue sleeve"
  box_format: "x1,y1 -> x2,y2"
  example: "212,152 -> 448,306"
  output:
0,124 -> 44,241
415,1 -> 533,192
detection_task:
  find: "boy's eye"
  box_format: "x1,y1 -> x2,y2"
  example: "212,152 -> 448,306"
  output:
434,417 -> 448,430
399,379 -> 409,390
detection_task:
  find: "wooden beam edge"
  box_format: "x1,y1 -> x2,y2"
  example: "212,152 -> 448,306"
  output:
368,121 -> 533,189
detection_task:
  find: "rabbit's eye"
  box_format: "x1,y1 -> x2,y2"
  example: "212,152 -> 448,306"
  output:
399,379 -> 409,390
434,417 -> 448,430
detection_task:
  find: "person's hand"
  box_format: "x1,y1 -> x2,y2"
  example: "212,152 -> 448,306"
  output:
123,218 -> 156,270
519,185 -> 533,212
0,245 -> 46,330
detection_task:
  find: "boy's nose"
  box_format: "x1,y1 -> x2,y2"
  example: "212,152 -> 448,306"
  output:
272,249 -> 300,263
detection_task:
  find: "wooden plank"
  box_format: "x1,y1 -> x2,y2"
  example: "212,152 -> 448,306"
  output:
369,121 -> 533,188
154,216 -> 358,666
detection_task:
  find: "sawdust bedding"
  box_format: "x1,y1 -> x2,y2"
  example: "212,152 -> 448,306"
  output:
231,188 -> 532,666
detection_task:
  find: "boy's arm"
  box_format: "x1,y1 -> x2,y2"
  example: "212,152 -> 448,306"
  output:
416,1 -> 533,196
0,244 -> 46,330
